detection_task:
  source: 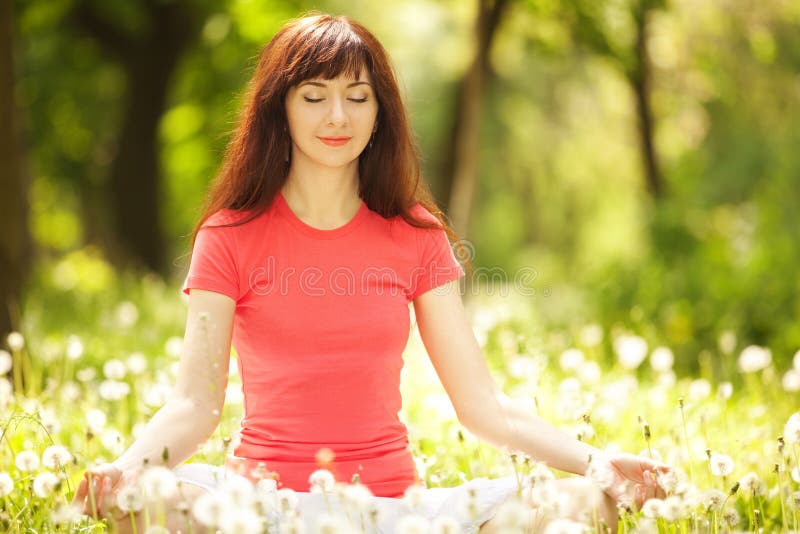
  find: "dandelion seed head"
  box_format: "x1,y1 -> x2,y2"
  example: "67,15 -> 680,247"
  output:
585,457 -> 615,490
0,472 -> 14,496
192,491 -> 231,527
403,484 -> 426,510
722,508 -> 739,526
579,324 -> 604,347
33,472 -> 60,498
256,477 -> 278,493
738,472 -> 766,496
317,514 -> 357,534
277,487 -> 299,513
86,409 -> 107,433
782,369 -> 800,392
220,509 -> 262,534
432,515 -> 462,534
42,445 -> 72,470
737,345 -> 771,373
559,348 -> 585,372
492,498 -> 529,529
308,468 -> 335,493
656,467 -> 685,493
65,336 -> 84,360
689,379 -> 711,399
342,482 -> 373,511
219,476 -> 254,506
51,502 -> 81,525
0,350 -> 11,375
140,466 -> 178,500
649,347 -> 674,373
614,334 -> 648,370
660,495 -> 685,521
709,452 -> 734,477
397,514 -> 431,534
543,518 -> 588,534
784,412 -> 800,444
101,429 -> 125,454
99,379 -> 130,401
15,450 -> 40,472
717,382 -> 733,400
718,330 -> 736,355
641,498 -> 663,518
165,336 -> 183,358
126,352 -> 148,375
702,489 -> 726,511
6,331 -> 25,351
115,301 -> 139,327
103,359 -> 127,380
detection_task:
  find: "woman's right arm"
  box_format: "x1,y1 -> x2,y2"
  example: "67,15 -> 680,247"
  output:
73,289 -> 235,515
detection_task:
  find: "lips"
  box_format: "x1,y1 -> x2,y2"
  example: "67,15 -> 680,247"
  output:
319,136 -> 351,147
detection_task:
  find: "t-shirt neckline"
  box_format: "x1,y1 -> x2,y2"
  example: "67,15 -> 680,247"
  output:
276,190 -> 369,239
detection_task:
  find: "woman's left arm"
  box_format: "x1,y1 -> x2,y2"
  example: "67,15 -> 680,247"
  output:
413,281 -> 668,501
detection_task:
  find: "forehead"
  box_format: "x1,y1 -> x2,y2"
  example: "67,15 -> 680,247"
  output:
297,68 -> 373,88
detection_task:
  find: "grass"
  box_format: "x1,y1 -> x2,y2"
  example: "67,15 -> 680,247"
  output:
0,257 -> 798,532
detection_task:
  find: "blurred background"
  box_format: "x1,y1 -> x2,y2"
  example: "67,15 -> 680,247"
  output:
2,0 -> 799,375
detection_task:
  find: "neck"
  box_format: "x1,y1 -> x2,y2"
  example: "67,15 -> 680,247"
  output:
282,154 -> 362,227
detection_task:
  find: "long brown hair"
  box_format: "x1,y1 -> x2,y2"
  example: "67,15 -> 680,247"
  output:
190,13 -> 463,259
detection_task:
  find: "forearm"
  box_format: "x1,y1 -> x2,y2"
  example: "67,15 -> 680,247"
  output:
111,397 -> 220,471
459,392 -> 600,476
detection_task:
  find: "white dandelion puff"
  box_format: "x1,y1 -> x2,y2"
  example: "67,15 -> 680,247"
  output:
432,515 -> 462,534
219,476 -> 254,507
220,509 -> 263,534
641,498 -> 663,518
0,350 -> 11,375
51,502 -> 82,525
559,349 -> 585,372
737,345 -> 771,373
15,450 -> 40,472
65,336 -> 84,360
782,369 -> 800,392
308,469 -> 335,493
403,484 -> 426,510
717,382 -> 733,400
86,409 -> 107,433
6,332 -> 24,351
702,489 -> 726,511
738,472 -> 766,496
492,498 -> 530,529
342,482 -> 373,511
277,487 -> 299,514
192,491 -> 231,527
397,514 -> 431,534
722,508 -> 739,527
42,445 -> 72,470
33,472 -> 60,498
649,347 -> 674,373
783,413 -> 800,444
544,518 -> 588,534
614,334 -> 648,370
0,472 -> 14,496
140,466 -> 178,500
103,359 -> 127,380
709,453 -> 734,477
126,352 -> 148,375
117,484 -> 145,512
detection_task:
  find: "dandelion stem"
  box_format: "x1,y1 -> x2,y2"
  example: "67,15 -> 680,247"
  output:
130,510 -> 138,534
678,398 -> 695,484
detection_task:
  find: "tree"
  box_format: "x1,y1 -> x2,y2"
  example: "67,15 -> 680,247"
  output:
440,0 -> 510,237
69,0 -> 209,273
0,0 -> 32,375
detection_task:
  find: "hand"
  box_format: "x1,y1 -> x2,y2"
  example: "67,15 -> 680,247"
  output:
588,452 -> 670,510
71,463 -> 135,519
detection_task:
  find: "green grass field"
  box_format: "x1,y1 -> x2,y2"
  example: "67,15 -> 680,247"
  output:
1,264 -> 798,533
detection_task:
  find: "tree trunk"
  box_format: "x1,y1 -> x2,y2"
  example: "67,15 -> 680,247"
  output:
444,0 -> 509,237
630,1 -> 663,198
0,0 -> 32,379
71,1 -> 199,274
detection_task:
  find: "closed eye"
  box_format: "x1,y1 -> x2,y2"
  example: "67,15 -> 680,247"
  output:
303,97 -> 370,103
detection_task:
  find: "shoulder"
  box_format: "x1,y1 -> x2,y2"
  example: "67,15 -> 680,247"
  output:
407,203 -> 443,227
201,208 -> 252,229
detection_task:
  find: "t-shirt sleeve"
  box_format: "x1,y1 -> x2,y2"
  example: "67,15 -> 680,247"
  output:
409,225 -> 465,301
181,217 -> 240,302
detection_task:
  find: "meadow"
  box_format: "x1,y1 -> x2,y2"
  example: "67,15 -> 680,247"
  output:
1,261 -> 798,533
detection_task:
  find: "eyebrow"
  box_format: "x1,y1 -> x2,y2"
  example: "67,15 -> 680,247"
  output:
298,80 -> 372,89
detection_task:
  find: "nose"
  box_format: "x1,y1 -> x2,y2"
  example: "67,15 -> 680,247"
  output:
325,96 -> 348,126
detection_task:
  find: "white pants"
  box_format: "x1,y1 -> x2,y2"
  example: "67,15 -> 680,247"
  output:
173,462 -> 519,533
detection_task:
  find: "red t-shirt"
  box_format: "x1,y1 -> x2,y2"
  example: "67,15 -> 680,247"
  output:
182,192 -> 464,497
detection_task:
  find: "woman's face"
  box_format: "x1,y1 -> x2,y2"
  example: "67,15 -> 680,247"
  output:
284,68 -> 379,170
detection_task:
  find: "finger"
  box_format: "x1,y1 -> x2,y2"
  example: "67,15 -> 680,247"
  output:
72,477 -> 87,504
97,476 -> 108,517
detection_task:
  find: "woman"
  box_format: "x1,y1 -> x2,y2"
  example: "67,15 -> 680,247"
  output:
72,13 -> 667,533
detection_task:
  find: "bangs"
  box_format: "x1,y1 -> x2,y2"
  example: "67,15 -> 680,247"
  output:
285,20 -> 373,85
